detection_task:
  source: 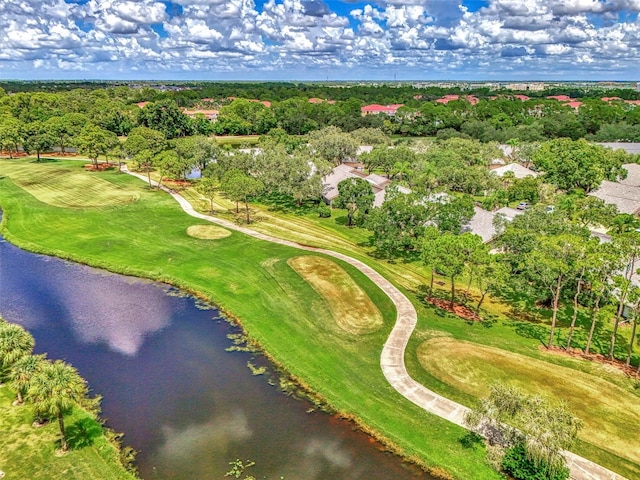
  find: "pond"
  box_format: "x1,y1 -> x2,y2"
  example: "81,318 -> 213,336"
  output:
0,237 -> 429,479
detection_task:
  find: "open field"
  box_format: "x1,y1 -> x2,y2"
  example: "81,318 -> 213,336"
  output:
0,160 -> 139,208
288,255 -> 383,335
0,160 -> 500,480
213,135 -> 260,146
417,337 -> 640,468
0,387 -> 136,480
186,224 -> 232,240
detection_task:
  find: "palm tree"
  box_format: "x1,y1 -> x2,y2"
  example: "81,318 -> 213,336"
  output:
9,354 -> 46,405
27,360 -> 89,452
0,322 -> 35,382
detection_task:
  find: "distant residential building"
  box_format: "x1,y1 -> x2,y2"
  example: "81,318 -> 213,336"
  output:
435,94 -> 479,105
505,83 -> 545,91
546,95 -> 572,101
322,164 -> 410,207
563,101 -> 583,109
491,163 -> 539,179
182,109 -> 219,121
360,104 -> 404,116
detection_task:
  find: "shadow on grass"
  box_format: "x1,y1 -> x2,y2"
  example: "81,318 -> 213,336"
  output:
30,158 -> 59,164
511,321 -> 547,345
258,192 -> 319,215
65,417 -> 103,450
459,431 -> 483,450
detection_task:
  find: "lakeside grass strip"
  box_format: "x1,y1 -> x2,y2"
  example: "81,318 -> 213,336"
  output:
417,337 -> 640,470
288,255 -> 384,335
0,387 -> 136,480
0,160 -> 138,208
186,224 -> 232,240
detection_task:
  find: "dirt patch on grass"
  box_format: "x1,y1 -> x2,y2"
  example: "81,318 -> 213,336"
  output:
426,297 -> 479,321
84,163 -> 117,171
416,337 -> 640,467
541,345 -> 640,377
288,256 -> 383,335
186,225 -> 232,240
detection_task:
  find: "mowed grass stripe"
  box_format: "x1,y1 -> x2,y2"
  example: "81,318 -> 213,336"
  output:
417,337 -> 640,469
288,255 -> 384,335
0,160 -> 138,208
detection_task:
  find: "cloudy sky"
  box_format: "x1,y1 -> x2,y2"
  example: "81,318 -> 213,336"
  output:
1,0 -> 639,81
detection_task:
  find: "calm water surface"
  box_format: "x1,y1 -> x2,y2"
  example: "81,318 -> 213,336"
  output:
0,238 -> 429,480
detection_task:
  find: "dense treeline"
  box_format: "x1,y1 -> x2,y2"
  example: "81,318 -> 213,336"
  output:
2,84 -> 640,144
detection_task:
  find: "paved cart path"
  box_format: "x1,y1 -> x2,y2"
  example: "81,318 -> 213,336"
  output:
124,168 -> 626,480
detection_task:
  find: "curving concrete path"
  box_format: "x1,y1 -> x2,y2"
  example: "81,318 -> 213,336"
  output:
123,167 -> 626,480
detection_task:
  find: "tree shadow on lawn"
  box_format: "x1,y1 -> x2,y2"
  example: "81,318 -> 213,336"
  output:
511,321 -> 548,345
30,158 -> 59,164
258,192 -> 318,215
458,431 -> 484,450
367,244 -> 422,264
65,417 -> 104,450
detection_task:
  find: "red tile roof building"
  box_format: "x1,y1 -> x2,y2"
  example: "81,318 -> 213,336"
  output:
563,101 -> 583,109
435,94 -> 479,105
360,104 -> 404,115
546,95 -> 572,101
182,109 -> 219,121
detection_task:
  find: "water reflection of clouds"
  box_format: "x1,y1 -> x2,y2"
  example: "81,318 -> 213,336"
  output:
157,410 -> 252,462
281,437 -> 361,480
52,265 -> 173,356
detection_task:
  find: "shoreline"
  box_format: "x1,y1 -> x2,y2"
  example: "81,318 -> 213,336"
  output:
0,228 -> 442,478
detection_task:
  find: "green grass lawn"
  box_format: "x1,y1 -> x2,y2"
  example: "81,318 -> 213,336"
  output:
178,177 -> 640,478
213,135 -> 260,146
0,158 -> 499,480
0,386 -> 136,480
3,158 -> 640,479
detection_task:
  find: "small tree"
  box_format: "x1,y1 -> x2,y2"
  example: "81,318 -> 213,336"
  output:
75,124 -> 118,167
22,121 -> 54,162
0,321 -> 35,383
196,176 -> 219,213
465,384 -> 581,480
221,169 -> 264,224
28,360 -> 90,452
333,177 -> 374,227
9,353 -> 47,405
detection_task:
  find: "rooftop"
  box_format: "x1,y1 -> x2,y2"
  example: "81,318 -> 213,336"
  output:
589,163 -> 640,215
464,206 -> 523,243
491,163 -> 539,179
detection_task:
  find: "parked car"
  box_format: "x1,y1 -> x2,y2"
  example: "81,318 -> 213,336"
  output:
516,202 -> 529,210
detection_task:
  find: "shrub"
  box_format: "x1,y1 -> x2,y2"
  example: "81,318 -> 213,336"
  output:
317,204 -> 332,218
502,444 -> 569,480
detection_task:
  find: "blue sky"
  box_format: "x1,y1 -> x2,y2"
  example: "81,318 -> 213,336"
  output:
0,0 -> 639,81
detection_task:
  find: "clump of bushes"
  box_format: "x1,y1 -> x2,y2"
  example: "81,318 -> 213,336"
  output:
317,204 -> 331,218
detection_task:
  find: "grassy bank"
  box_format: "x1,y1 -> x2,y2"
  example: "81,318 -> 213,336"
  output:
0,158 -> 498,480
0,386 -> 136,480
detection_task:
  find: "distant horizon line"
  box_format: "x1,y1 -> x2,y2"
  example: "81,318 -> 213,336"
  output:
0,79 -> 637,84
